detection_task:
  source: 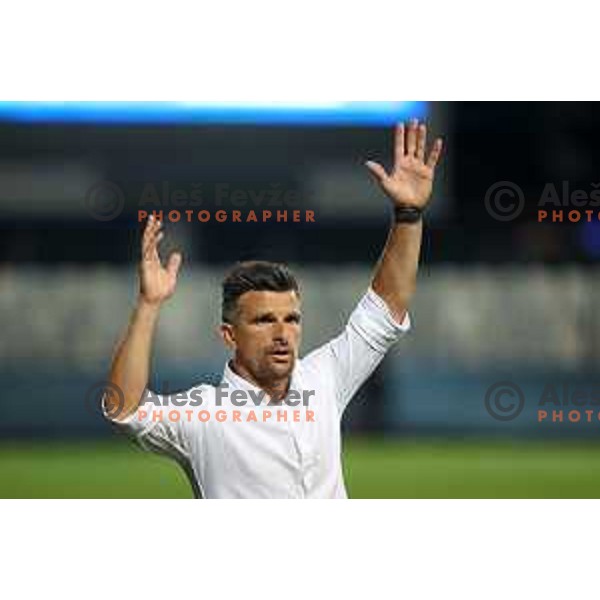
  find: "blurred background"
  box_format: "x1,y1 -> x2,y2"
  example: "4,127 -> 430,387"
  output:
2,101 -> 600,498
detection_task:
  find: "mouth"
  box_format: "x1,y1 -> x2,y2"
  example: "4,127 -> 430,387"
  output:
269,349 -> 292,362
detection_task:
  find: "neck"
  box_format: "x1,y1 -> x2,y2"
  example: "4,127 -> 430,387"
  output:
229,359 -> 291,402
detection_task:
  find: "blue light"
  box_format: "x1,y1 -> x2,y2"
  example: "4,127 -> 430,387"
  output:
0,101 -> 426,125
580,220 -> 600,258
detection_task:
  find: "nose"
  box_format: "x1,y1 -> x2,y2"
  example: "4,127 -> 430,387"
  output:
272,322 -> 289,344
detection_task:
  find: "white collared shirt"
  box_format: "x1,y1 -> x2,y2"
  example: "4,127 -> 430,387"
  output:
106,288 -> 410,499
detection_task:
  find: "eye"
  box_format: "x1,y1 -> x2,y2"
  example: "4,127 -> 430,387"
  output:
286,314 -> 301,324
255,314 -> 276,324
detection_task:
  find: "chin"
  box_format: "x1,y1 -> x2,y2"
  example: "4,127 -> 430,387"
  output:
268,360 -> 295,379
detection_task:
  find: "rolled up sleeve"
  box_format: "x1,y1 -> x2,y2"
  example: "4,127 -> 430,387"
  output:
102,389 -> 191,462
349,287 -> 411,353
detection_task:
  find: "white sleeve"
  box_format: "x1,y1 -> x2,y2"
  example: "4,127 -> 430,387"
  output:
102,388 -> 194,462
301,288 -> 411,415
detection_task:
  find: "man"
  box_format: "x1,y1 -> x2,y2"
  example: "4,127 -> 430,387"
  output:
104,120 -> 443,498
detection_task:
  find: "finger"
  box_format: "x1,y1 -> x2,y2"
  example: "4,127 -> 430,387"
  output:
365,161 -> 389,184
142,215 -> 158,254
426,138 -> 444,170
407,119 -> 418,156
142,229 -> 158,260
416,123 -> 427,161
394,123 -> 406,162
166,252 -> 182,278
144,231 -> 163,261
142,218 -> 162,257
143,214 -> 160,243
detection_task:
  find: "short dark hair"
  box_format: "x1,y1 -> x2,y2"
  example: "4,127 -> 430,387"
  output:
221,261 -> 300,324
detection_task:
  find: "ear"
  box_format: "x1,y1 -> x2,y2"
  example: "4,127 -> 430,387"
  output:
219,323 -> 236,351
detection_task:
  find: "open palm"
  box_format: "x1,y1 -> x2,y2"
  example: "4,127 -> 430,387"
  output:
366,120 -> 443,210
139,216 -> 182,305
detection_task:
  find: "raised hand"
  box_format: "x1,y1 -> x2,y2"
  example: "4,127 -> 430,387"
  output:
366,119 -> 443,210
138,216 -> 182,306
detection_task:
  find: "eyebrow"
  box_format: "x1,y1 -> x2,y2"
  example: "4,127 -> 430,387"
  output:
252,311 -> 301,321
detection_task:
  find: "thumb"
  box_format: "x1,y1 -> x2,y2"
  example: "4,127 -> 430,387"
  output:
166,252 -> 182,278
365,160 -> 388,184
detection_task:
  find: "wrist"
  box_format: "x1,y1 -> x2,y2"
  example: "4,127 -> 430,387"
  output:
393,205 -> 423,224
136,296 -> 163,313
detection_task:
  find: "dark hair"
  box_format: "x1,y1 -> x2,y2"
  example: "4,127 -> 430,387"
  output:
221,261 -> 300,324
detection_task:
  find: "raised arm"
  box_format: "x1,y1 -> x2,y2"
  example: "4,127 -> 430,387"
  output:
104,215 -> 182,421
366,120 -> 443,322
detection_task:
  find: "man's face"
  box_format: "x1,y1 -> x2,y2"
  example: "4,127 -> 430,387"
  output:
220,290 -> 302,383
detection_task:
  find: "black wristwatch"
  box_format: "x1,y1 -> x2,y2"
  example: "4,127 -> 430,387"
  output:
394,206 -> 423,224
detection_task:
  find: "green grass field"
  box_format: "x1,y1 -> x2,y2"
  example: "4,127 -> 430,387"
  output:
1,437 -> 600,498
